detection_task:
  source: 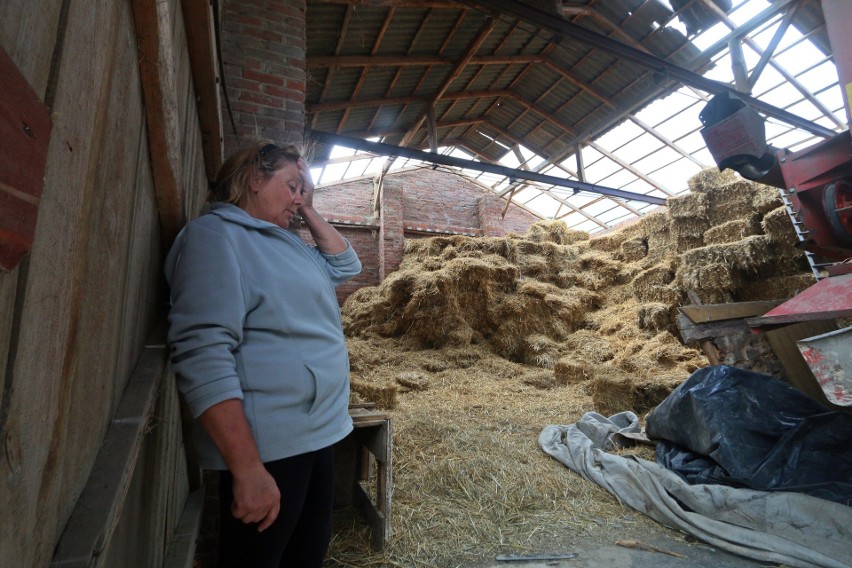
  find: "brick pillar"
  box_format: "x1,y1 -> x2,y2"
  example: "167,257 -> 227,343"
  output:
478,194 -> 505,237
220,0 -> 306,156
379,178 -> 404,280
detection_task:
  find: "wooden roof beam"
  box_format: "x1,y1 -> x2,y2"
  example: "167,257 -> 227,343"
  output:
307,53 -> 541,68
628,114 -> 707,168
313,0 -> 461,7
696,0 -> 844,129
311,3 -> 354,129
398,16 -> 498,147
338,6 -> 396,133
471,0 -> 834,138
132,0 -> 185,244
587,141 -> 674,197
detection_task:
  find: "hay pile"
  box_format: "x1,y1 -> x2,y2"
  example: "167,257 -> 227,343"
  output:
328,169 -> 814,567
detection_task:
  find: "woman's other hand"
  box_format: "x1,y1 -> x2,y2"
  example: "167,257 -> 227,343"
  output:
231,464 -> 281,532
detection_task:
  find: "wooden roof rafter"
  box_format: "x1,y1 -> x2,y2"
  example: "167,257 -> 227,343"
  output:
337,5 -> 397,134
696,0 -> 844,129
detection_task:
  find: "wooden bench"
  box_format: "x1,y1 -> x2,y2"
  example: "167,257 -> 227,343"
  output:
332,403 -> 392,550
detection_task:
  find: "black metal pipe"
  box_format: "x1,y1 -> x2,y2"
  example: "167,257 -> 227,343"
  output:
306,129 -> 668,206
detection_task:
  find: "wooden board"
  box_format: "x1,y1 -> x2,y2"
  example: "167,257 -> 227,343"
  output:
1,0 -> 206,564
51,342 -> 167,567
181,0 -> 223,180
0,0 -> 63,96
162,489 -> 206,568
131,0 -> 185,244
679,300 -> 782,324
0,2 -> 126,564
58,0 -> 147,520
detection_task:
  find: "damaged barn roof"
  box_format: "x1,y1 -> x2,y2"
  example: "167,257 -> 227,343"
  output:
304,0 -> 846,233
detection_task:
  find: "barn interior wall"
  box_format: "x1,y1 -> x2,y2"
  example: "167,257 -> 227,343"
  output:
0,0 -> 204,565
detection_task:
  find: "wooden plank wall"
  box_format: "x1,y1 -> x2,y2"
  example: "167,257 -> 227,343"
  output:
0,0 -> 208,565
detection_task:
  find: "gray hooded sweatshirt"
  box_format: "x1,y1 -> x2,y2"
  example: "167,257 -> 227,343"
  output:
164,203 -> 362,470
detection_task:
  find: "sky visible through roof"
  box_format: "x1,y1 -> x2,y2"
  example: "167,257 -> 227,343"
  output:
312,0 -> 846,235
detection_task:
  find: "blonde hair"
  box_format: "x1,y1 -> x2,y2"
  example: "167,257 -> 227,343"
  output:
208,140 -> 302,205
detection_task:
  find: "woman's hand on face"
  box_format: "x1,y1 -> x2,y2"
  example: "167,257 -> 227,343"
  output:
230,464 -> 281,532
297,158 -> 314,212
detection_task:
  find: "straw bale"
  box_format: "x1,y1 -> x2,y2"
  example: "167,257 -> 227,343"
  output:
582,300 -> 639,341
752,184 -> 783,214
341,285 -> 387,336
646,227 -> 673,257
554,357 -> 592,385
687,167 -> 739,192
667,192 -> 709,219
737,272 -> 816,302
637,303 -> 675,333
579,251 -> 626,286
350,379 -> 398,409
491,283 -> 600,358
587,233 -> 623,252
523,369 -> 558,389
561,329 -> 616,363
670,217 -> 709,238
524,219 -> 589,244
591,372 -> 683,416
679,235 -> 772,274
762,206 -> 797,243
587,217 -> 645,253
705,181 -> 759,225
674,234 -> 705,252
518,334 -> 560,368
630,262 -> 676,302
676,261 -> 742,293
703,217 -> 760,245
402,235 -> 457,261
637,210 -> 671,235
619,237 -> 648,262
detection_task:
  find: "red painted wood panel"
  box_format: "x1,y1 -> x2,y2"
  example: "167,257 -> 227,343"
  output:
0,43 -> 51,270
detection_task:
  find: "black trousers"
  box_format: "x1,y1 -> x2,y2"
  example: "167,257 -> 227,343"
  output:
217,446 -> 335,568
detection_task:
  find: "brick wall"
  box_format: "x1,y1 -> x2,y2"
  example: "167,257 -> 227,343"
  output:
220,0 -> 307,155
402,169 -> 479,231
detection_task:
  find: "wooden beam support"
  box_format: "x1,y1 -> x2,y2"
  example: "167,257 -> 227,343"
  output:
747,2 -> 799,91
629,115 -> 706,168
132,0 -> 185,245
182,0 -> 223,181
587,141 -> 674,197
398,16 -> 498,147
697,0 -> 845,130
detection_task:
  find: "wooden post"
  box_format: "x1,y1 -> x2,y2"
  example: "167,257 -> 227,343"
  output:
132,0 -> 185,245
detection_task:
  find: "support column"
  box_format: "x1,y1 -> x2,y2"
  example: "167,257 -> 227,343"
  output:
478,194 -> 505,237
379,178 -> 404,280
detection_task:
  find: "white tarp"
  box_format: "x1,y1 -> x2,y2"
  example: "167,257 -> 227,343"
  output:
539,412 -> 852,568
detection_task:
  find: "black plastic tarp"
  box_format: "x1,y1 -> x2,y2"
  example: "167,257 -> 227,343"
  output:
645,365 -> 852,505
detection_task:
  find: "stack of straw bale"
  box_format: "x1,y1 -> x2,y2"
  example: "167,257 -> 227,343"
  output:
343,167 -> 813,414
